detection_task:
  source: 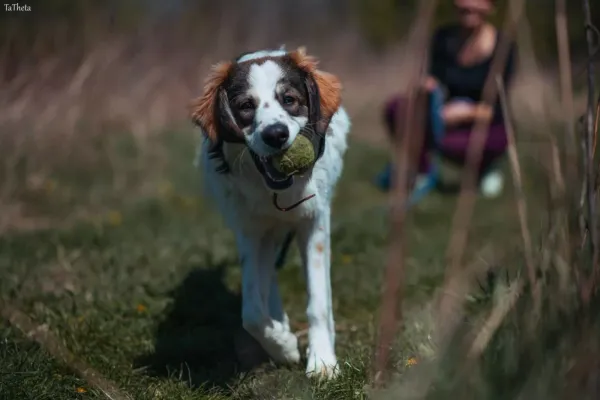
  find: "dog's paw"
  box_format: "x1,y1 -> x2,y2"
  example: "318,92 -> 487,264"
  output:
266,330 -> 301,365
305,351 -> 340,380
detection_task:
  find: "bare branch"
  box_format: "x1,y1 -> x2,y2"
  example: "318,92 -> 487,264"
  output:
497,75 -> 539,309
440,0 -> 526,316
372,0 -> 439,387
581,0 -> 600,304
0,300 -> 130,400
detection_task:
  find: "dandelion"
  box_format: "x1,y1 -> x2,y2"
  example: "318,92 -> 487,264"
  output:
136,304 -> 147,313
341,254 -> 353,264
406,357 -> 418,367
76,387 -> 87,393
106,211 -> 122,226
44,179 -> 58,194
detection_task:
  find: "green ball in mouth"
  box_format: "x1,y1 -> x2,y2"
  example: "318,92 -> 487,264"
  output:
272,135 -> 316,176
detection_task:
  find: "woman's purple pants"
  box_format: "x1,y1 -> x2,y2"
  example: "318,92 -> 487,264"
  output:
383,95 -> 508,176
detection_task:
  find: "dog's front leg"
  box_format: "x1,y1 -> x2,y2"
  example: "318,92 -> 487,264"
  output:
297,208 -> 338,379
237,231 -> 300,365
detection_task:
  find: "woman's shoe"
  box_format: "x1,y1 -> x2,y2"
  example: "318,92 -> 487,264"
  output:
480,169 -> 504,198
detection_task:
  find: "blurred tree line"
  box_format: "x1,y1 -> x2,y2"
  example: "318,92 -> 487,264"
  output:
357,0 -> 598,59
0,0 -> 598,80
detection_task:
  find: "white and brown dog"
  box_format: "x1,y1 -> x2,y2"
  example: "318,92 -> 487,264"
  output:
191,47 -> 350,379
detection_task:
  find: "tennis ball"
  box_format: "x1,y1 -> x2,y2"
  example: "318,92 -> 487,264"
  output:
272,135 -> 316,176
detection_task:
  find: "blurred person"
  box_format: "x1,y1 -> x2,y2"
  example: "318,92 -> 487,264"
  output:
376,0 -> 516,198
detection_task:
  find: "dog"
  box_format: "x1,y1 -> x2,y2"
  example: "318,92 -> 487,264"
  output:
190,47 -> 351,379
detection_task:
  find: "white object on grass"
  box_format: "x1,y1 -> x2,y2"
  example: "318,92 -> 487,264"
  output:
480,170 -> 504,198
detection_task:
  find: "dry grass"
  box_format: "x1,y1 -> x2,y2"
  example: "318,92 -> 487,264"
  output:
0,20 -> 584,234
0,16 -> 420,233
0,3 -> 599,399
371,1 -> 600,398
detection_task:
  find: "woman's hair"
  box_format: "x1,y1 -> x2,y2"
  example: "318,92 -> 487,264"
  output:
454,0 -> 497,12
455,0 -> 496,5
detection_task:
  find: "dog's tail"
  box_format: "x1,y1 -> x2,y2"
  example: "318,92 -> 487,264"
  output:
275,231 -> 295,270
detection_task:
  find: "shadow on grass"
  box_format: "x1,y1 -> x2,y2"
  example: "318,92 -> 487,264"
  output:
135,264 -> 269,392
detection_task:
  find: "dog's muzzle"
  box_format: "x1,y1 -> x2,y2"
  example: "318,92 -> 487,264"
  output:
249,129 -> 324,191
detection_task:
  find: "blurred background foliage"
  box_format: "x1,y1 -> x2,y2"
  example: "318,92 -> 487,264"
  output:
0,0 -> 597,212
355,0 -> 597,58
1,0 -> 598,78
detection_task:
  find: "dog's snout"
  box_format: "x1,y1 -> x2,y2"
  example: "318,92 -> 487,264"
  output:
261,123 -> 289,149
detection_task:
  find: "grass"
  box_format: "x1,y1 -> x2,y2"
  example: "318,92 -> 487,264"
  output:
0,126 -> 541,399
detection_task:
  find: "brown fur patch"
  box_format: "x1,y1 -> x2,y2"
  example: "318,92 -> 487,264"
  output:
315,242 -> 324,253
289,47 -> 342,123
190,61 -> 233,141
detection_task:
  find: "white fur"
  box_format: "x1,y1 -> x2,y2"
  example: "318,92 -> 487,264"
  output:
196,67 -> 351,378
237,49 -> 287,63
244,61 -> 307,156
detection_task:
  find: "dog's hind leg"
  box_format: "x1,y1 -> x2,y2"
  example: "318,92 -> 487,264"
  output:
237,230 -> 300,365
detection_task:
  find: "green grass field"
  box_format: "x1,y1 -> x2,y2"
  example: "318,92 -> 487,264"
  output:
0,127 -> 539,399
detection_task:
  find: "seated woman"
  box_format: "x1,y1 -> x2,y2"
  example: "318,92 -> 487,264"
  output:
377,0 -> 516,198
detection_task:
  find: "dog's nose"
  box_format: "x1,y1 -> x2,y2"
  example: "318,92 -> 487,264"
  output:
261,123 -> 289,149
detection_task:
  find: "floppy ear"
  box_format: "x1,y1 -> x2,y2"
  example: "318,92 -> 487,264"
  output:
190,61 -> 243,143
289,47 -> 342,133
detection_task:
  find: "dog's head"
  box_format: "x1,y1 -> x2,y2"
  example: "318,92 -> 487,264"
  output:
191,47 -> 342,190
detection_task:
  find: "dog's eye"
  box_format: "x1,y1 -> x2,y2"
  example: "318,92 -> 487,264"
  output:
239,100 -> 255,111
282,95 -> 296,105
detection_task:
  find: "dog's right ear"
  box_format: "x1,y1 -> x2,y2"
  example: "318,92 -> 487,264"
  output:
190,61 -> 242,143
288,47 -> 342,134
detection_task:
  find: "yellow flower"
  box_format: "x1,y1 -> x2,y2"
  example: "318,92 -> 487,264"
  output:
341,254 -> 353,264
106,211 -> 122,226
44,179 -> 58,194
406,357 -> 418,367
136,304 -> 147,313
76,387 -> 87,393
158,181 -> 174,197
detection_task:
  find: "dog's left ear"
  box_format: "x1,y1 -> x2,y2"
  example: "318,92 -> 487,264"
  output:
289,47 -> 342,134
190,61 -> 235,142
